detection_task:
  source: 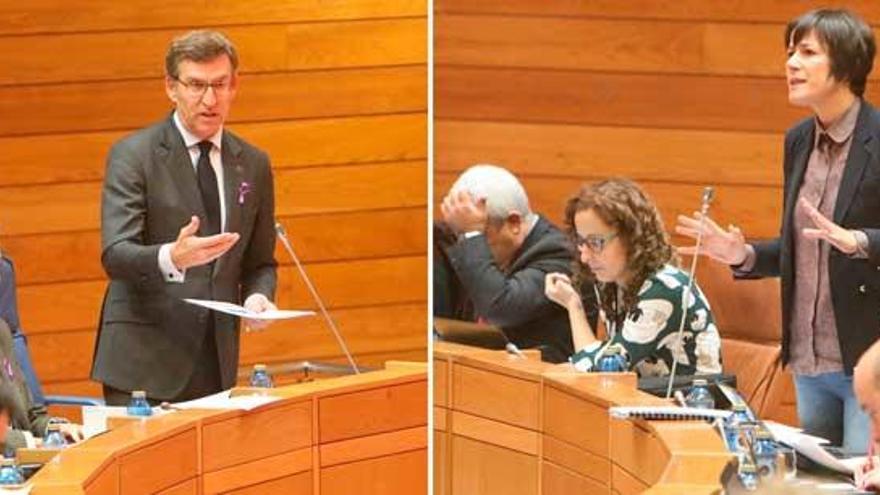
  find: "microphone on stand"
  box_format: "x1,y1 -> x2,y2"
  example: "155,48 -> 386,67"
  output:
665,186 -> 714,399
275,222 -> 360,374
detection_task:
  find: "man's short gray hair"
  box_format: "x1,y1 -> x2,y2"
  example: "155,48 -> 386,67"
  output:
449,164 -> 535,223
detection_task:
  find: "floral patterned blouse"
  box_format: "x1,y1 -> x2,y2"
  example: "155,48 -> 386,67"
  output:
570,264 -> 723,377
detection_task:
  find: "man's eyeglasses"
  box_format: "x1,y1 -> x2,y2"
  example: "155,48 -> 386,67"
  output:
173,77 -> 232,98
575,232 -> 618,253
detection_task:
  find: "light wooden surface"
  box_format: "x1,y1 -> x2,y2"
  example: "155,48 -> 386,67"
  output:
434,342 -> 731,495
0,1 -> 427,407
27,362 -> 427,494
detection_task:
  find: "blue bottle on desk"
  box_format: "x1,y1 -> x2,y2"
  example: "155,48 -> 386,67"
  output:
127,390 -> 153,417
684,379 -> 715,409
0,459 -> 23,485
249,364 -> 274,388
43,423 -> 67,449
753,428 -> 778,478
738,460 -> 759,491
596,345 -> 629,372
724,405 -> 751,452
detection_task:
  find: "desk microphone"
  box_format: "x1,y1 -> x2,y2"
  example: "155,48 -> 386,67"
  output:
275,222 -> 360,374
505,342 -> 525,359
665,186 -> 714,398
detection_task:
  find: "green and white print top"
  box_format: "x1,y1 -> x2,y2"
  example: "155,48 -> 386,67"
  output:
570,264 -> 722,377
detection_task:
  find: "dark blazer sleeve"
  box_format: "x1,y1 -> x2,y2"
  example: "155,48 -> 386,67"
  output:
100,140 -> 163,288
239,149 -> 277,301
445,235 -> 568,328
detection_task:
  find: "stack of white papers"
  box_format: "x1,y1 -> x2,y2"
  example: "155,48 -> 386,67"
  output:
765,421 -> 867,474
171,390 -> 279,411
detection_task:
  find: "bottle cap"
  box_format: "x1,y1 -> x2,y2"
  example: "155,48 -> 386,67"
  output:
692,378 -> 708,387
132,390 -> 146,399
254,364 -> 267,372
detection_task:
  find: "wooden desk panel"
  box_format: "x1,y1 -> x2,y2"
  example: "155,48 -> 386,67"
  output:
202,400 -> 312,472
451,410 -> 538,455
202,447 -> 311,495
221,471 -> 311,495
319,449 -> 426,495
542,383 -> 610,458
452,363 -> 540,429
118,428 -> 198,495
434,429 -> 450,495
542,460 -> 609,495
451,435 -> 538,495
542,435 -> 610,486
156,478 -> 197,495
318,380 -> 427,443
435,359 -> 449,407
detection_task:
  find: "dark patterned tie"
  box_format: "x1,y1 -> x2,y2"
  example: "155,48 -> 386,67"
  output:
197,141 -> 221,235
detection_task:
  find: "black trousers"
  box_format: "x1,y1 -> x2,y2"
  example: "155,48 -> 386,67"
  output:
102,321 -> 222,406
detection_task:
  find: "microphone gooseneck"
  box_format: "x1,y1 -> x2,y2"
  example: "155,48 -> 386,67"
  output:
275,222 -> 360,374
665,187 -> 714,399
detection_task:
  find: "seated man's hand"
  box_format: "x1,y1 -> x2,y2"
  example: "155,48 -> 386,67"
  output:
171,216 -> 240,270
58,423 -> 85,443
242,293 -> 277,331
441,190 -> 488,234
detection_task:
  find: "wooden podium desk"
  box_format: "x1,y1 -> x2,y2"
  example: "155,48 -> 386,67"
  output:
434,342 -> 730,495
28,362 -> 427,495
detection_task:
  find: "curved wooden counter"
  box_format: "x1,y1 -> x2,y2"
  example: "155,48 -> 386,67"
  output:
29,362 -> 427,495
433,342 -> 730,495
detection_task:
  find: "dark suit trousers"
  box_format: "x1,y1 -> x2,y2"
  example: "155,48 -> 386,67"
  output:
103,320 -> 222,405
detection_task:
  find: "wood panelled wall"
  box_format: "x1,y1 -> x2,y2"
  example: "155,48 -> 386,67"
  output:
434,1 -> 880,422
0,1 -> 428,400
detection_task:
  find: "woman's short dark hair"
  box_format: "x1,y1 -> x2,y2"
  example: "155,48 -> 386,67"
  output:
785,8 -> 875,97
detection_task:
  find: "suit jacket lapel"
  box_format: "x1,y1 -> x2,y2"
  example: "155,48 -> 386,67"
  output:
214,132 -> 244,278
158,117 -> 207,233
782,130 -> 812,242
833,103 -> 874,224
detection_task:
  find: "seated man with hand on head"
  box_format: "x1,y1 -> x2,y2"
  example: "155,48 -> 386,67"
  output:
436,164 -> 596,363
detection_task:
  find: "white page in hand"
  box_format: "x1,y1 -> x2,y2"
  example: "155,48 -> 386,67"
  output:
183,298 -> 314,320
764,420 -> 867,475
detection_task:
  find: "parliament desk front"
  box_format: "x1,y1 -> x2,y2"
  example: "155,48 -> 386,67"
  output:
27,362 -> 427,495
433,343 -> 731,495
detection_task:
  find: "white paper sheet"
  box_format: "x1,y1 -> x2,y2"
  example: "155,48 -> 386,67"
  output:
765,420 -> 867,475
183,299 -> 314,320
170,390 -> 279,411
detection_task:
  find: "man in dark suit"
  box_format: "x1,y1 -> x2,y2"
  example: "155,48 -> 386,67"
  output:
676,8 -> 878,453
437,164 -> 595,363
91,31 -> 278,405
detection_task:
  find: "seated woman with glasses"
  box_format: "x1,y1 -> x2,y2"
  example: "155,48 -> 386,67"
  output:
545,178 -> 722,376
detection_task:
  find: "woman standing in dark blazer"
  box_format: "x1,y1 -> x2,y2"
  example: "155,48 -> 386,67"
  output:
677,8 -> 879,454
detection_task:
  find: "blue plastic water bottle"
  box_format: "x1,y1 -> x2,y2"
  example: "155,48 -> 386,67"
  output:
595,345 -> 629,372
0,459 -> 23,485
43,423 -> 68,449
684,379 -> 715,409
127,390 -> 153,417
753,428 -> 778,479
249,364 -> 274,388
724,405 -> 751,452
738,461 -> 759,491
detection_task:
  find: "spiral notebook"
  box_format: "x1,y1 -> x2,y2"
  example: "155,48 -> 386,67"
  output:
609,405 -> 732,421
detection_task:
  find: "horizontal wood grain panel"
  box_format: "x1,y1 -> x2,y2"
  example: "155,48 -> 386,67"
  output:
118,428 -> 198,495
0,160 -> 425,236
220,470 -> 311,495
435,0 -> 880,23
320,448 -> 426,495
0,1 -> 426,35
202,401 -> 312,472
28,303 -> 426,383
1,207 -> 426,285
450,410 -> 539,455
435,120 -> 782,187
285,18 -> 426,71
0,19 -> 426,85
435,172 -> 783,239
436,66 -> 817,133
0,113 -> 425,187
542,460 -> 610,495
451,363 -> 540,430
320,425 -> 427,466
319,379 -> 426,443
543,384 -> 610,459
0,65 -> 426,136
452,435 -> 538,495
543,435 -> 611,485
437,15 -> 797,78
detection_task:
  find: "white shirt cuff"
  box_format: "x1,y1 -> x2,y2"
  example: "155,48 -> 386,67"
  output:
22,430 -> 35,449
158,243 -> 185,283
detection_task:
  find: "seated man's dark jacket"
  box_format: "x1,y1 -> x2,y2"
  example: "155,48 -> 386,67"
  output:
440,216 -> 597,362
